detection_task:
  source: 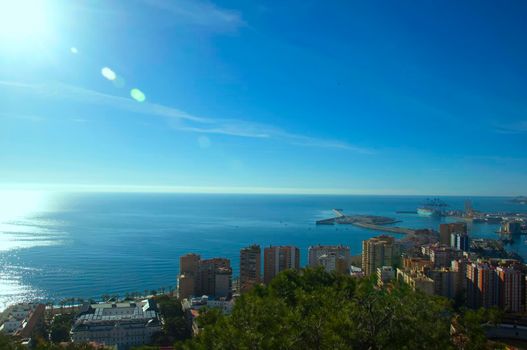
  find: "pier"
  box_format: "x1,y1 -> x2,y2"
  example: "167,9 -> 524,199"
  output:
316,209 -> 417,234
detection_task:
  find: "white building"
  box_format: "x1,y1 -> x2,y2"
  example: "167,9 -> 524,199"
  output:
0,303 -> 40,335
71,299 -> 161,350
0,316 -> 23,334
182,295 -> 234,315
349,265 -> 365,278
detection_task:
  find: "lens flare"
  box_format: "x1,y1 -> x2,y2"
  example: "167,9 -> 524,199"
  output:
130,88 -> 146,102
101,67 -> 117,81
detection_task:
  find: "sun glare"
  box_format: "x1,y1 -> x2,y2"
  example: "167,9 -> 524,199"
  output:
0,0 -> 51,49
0,191 -> 48,223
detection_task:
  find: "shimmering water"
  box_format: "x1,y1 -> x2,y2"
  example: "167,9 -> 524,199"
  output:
0,192 -> 525,310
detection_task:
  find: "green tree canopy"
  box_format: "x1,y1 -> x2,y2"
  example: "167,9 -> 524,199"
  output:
179,268 -> 491,350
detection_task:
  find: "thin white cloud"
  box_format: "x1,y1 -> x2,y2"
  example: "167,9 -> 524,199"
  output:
0,80 -> 373,154
140,0 -> 245,32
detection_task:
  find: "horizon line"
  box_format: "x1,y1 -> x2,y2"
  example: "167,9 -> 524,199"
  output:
0,183 -> 522,197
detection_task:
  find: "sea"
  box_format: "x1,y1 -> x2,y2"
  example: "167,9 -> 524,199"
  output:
0,192 -> 526,311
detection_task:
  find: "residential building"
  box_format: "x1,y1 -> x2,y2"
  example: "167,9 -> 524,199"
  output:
466,262 -> 498,309
429,268 -> 459,299
451,232 -> 470,251
402,256 -> 433,271
439,222 -> 467,245
0,317 -> 22,334
263,246 -> 300,284
0,303 -> 44,337
178,254 -> 232,299
451,258 -> 469,294
214,266 -> 233,298
362,235 -> 400,276
182,295 -> 234,315
240,245 -> 261,292
377,266 -> 395,287
308,245 -> 350,271
178,273 -> 195,300
317,252 -> 349,273
497,266 -> 522,313
71,299 -> 161,350
422,244 -> 462,268
178,253 -> 201,299
199,258 -> 232,298
397,268 -> 435,295
180,253 -> 200,276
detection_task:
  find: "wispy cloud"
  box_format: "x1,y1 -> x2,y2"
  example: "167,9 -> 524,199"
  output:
0,112 -> 44,122
494,121 -> 527,134
140,0 -> 245,32
0,80 -> 373,154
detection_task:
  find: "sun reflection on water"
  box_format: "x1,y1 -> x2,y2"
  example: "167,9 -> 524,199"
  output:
0,191 -> 56,311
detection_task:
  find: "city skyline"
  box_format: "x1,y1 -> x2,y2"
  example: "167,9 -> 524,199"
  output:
1,1 -> 527,195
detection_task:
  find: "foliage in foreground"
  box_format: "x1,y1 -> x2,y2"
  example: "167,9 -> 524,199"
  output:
179,269 -> 499,350
151,294 -> 192,345
0,332 -> 107,350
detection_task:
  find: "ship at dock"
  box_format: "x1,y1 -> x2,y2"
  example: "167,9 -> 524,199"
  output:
417,198 -> 448,217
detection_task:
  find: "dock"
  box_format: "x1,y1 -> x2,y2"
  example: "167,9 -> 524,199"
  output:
352,222 -> 416,235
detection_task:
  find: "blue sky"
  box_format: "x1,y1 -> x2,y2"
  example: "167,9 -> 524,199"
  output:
1,0 -> 526,195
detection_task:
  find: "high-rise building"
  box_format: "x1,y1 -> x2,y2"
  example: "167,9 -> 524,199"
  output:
263,246 -> 300,284
428,245 -> 462,268
478,263 -> 498,308
497,266 -> 522,313
214,267 -> 233,298
178,274 -> 196,300
178,255 -> 232,299
429,268 -> 459,299
240,245 -> 261,292
199,258 -> 231,297
451,232 -> 469,251
451,258 -> 469,294
361,235 -> 400,276
466,262 -> 498,309
439,222 -> 467,245
308,245 -> 350,272
178,253 -> 201,298
180,253 -> 201,276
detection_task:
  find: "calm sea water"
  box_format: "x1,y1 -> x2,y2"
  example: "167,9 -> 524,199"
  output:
0,192 -> 526,310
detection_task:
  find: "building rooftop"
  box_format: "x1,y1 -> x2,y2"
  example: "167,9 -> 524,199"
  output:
73,299 -> 159,329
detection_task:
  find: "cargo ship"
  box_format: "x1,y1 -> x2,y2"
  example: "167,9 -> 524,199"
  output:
417,207 -> 438,216
417,198 -> 448,217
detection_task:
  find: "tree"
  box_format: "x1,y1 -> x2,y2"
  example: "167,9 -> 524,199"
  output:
150,295 -> 192,345
179,268 -> 492,350
50,313 -> 74,343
